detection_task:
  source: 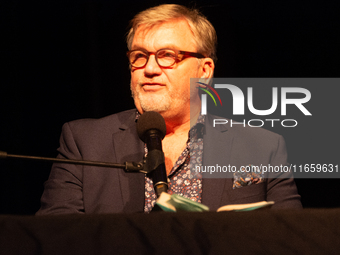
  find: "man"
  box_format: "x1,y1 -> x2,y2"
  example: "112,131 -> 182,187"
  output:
37,4 -> 301,215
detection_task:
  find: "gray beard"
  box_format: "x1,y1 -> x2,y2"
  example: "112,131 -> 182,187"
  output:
130,85 -> 171,113
138,92 -> 171,112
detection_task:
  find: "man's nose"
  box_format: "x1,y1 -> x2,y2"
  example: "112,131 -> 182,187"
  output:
144,54 -> 162,76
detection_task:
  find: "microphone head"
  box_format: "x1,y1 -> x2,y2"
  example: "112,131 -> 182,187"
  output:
136,111 -> 167,142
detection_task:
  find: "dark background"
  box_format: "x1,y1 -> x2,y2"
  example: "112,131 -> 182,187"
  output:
0,0 -> 339,214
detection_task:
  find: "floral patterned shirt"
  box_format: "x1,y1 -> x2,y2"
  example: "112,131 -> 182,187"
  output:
139,113 -> 205,213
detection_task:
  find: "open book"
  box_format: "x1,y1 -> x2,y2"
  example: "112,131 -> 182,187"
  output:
156,192 -> 274,212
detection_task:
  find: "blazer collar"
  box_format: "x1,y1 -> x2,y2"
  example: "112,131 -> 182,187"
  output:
112,111 -> 234,212
112,110 -> 145,212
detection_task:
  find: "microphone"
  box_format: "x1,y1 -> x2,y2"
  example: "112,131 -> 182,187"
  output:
136,111 -> 168,197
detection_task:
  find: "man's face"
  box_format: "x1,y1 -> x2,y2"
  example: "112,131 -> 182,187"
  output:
130,19 -> 204,120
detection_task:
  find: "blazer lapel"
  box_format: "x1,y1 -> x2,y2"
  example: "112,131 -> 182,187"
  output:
112,112 -> 145,212
111,112 -> 235,212
201,114 -> 234,211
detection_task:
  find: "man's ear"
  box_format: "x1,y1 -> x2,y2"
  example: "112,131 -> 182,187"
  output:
200,57 -> 215,78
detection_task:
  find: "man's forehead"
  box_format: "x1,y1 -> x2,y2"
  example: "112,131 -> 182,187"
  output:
136,18 -> 188,31
134,19 -> 193,40
131,19 -> 196,49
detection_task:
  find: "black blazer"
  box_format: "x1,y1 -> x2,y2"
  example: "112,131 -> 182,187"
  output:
37,109 -> 301,214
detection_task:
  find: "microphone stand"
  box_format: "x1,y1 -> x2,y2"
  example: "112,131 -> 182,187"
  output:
0,151 -> 146,173
1,149 -> 166,212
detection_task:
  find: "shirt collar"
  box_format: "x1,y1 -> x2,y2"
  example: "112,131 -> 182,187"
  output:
135,110 -> 205,137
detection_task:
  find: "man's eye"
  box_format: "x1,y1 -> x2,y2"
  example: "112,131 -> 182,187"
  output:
135,53 -> 147,59
158,51 -> 176,58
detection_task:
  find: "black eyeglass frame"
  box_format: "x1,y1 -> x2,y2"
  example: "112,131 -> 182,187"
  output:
126,48 -> 206,68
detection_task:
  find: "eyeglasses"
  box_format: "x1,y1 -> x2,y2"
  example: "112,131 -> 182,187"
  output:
127,48 -> 206,68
